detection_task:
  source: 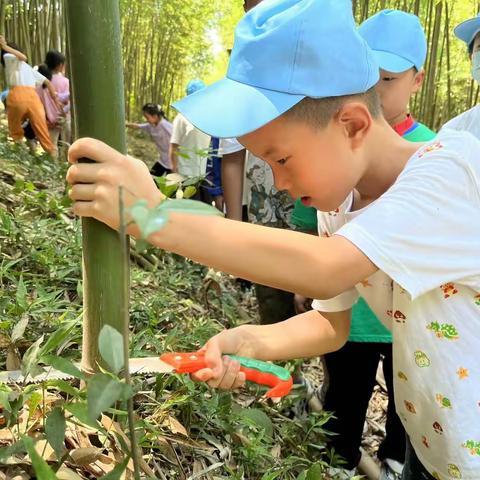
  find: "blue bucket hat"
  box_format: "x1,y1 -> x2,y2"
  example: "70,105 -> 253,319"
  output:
359,10 -> 427,74
173,0 -> 379,138
186,79 -> 206,96
454,14 -> 480,49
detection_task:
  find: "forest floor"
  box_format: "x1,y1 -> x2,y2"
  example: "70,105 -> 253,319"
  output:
0,116 -> 388,479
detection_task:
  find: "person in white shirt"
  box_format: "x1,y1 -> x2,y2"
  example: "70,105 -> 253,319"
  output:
169,80 -> 211,178
442,14 -> 480,139
0,36 -> 59,155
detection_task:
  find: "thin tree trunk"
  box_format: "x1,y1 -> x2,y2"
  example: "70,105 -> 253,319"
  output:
65,0 -> 129,374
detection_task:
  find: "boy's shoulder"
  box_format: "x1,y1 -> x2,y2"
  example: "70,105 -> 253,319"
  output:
416,127 -> 479,156
407,128 -> 480,171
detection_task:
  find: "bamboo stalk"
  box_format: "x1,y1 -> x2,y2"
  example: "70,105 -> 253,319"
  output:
64,0 -> 129,374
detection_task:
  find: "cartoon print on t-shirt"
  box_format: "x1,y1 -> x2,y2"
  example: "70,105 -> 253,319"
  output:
440,282 -> 458,299
457,367 -> 469,380
417,141 -> 444,158
435,394 -> 452,409
404,400 -> 416,414
398,371 -> 408,381
462,440 -> 480,456
474,294 -> 480,306
248,165 -> 274,223
432,422 -> 443,434
246,163 -> 294,228
447,463 -> 462,479
427,322 -> 459,340
415,351 -> 431,367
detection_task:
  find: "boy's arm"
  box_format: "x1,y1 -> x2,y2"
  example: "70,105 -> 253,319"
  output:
221,149 -> 245,221
67,138 -> 378,299
193,309 -> 350,388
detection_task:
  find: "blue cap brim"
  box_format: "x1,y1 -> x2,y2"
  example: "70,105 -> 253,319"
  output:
173,77 -> 305,138
454,17 -> 480,47
371,50 -> 416,73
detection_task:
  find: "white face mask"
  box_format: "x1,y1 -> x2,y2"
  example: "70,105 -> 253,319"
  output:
472,50 -> 480,84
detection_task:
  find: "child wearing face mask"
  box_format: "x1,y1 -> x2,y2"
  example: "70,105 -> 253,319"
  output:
442,14 -> 480,138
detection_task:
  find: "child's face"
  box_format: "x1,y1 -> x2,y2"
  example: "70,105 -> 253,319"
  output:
375,68 -> 424,125
238,108 -> 368,211
143,112 -> 160,125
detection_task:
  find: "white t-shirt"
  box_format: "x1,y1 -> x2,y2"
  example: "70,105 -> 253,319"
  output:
4,54 -> 46,88
170,113 -> 210,177
313,129 -> 480,480
442,105 -> 480,141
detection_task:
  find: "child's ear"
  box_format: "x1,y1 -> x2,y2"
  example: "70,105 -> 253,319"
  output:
411,69 -> 425,94
336,102 -> 372,149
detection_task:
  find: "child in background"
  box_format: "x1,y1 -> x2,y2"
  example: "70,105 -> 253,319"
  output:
169,80 -> 211,179
45,50 -> 71,144
127,103 -> 173,177
442,13 -> 480,138
67,1 -> 480,479
220,136 -> 297,324
0,36 -> 57,155
35,64 -> 64,153
220,0 -> 304,326
361,11 -> 435,141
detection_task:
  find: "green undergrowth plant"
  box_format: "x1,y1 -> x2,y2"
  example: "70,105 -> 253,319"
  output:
0,128 -> 348,479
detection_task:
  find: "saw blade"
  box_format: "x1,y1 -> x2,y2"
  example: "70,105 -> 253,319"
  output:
0,368 -> 75,384
128,357 -> 175,374
0,358 -> 175,384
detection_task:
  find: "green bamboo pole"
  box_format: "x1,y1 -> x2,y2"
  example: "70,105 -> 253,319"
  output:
64,0 -> 129,374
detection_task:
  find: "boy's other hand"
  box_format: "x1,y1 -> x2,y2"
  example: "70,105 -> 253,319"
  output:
67,138 -> 163,234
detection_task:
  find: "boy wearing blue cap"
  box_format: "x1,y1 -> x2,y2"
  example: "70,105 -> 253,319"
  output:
442,14 -> 480,139
360,10 -> 435,142
311,10 -> 437,480
67,1 -> 480,479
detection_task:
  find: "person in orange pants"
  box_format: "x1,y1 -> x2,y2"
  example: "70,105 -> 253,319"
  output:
0,36 -> 59,156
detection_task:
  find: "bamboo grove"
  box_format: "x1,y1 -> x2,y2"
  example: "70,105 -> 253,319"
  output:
1,0 -> 480,129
